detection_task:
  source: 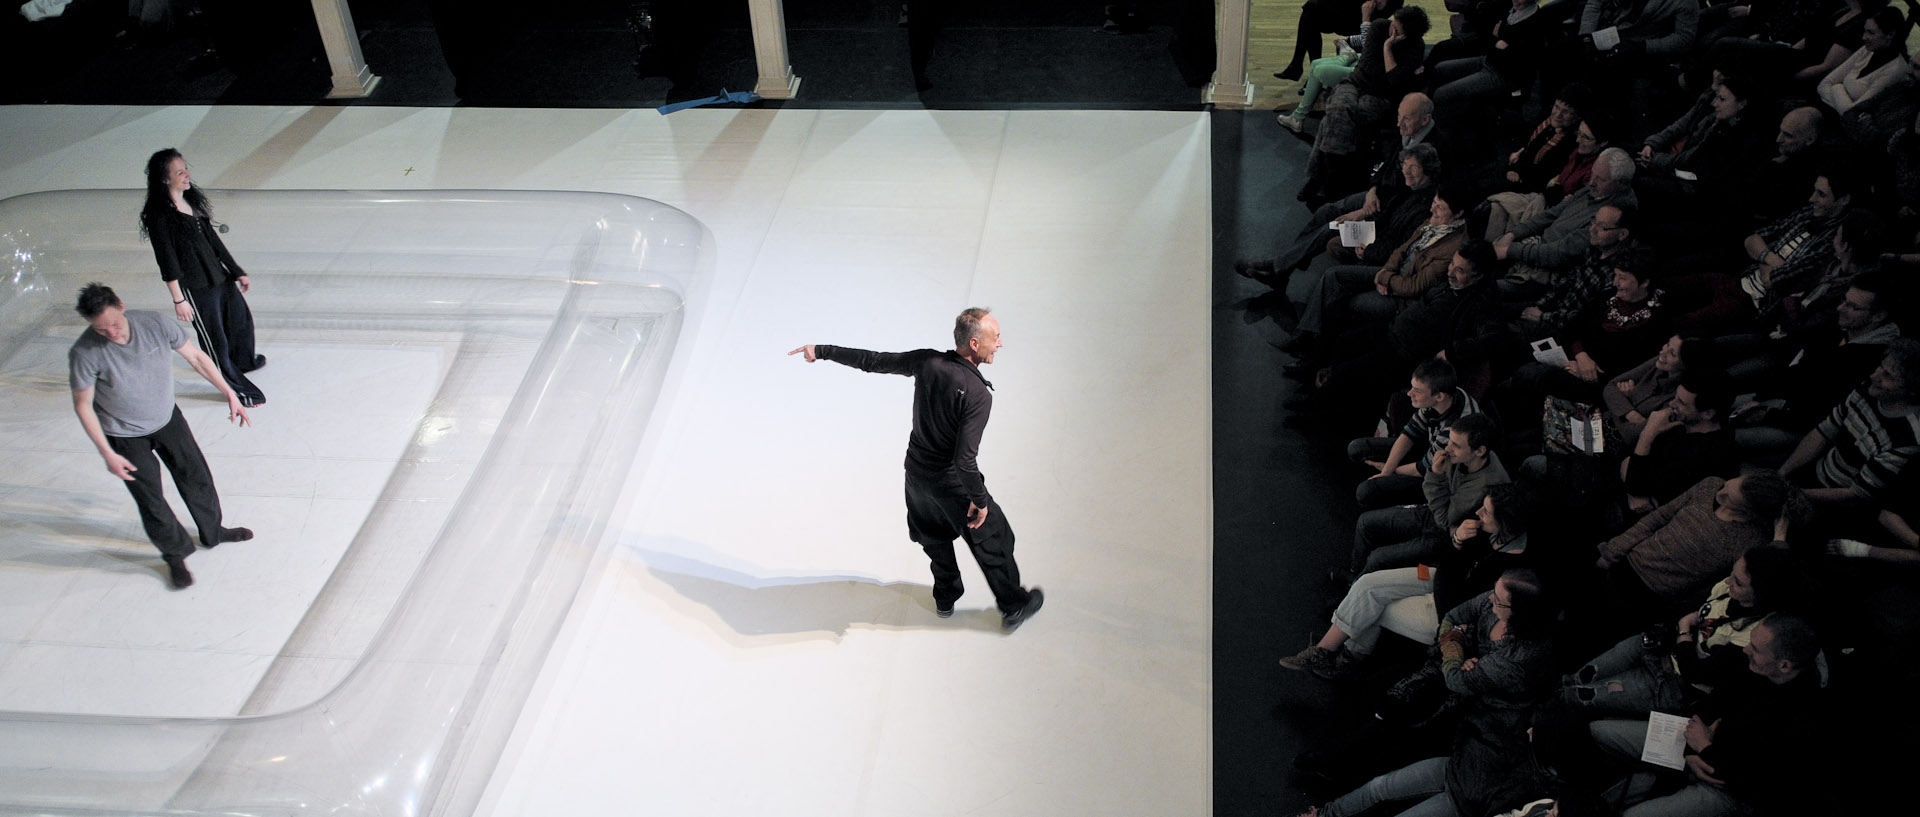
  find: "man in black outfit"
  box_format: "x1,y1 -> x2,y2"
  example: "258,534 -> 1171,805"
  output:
790,307 -> 1045,631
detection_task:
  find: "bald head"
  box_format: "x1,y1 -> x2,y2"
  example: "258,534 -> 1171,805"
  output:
1777,107 -> 1823,158
1398,93 -> 1435,138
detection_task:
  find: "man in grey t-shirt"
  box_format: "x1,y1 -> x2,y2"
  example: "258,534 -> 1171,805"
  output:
68,283 -> 253,588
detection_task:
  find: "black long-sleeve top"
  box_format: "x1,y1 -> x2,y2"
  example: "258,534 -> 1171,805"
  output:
814,345 -> 996,507
145,208 -> 245,291
1692,668 -> 1822,811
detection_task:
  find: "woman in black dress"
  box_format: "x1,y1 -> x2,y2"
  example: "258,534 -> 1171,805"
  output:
139,148 -> 265,407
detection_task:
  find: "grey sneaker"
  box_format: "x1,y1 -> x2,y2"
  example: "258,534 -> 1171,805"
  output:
1311,649 -> 1365,681
1278,645 -> 1335,672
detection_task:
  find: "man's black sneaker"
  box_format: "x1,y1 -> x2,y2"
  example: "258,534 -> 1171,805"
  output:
935,599 -> 954,618
1002,587 -> 1045,632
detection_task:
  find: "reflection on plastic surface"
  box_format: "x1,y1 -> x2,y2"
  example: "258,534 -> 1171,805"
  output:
0,190 -> 709,816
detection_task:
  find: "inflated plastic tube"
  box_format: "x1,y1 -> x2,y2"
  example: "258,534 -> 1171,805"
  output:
0,189 -> 709,816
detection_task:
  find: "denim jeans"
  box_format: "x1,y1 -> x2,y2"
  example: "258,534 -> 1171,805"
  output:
1323,756 -> 1460,817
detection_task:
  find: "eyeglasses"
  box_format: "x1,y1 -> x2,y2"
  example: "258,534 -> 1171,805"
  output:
1574,131 -> 1597,142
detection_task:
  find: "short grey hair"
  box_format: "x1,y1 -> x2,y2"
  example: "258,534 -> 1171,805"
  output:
1595,147 -> 1636,182
954,307 -> 993,349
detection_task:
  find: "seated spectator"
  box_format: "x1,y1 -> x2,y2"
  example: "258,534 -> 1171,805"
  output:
1602,333 -> 1692,446
1619,375 -> 1741,513
1288,243 -> 1506,437
1540,112 -> 1623,208
1571,0 -> 1701,117
1816,6 -> 1909,115
1637,66 -> 1723,168
1279,0 -> 1409,132
1711,0 -> 1877,90
1432,483 -> 1535,615
1424,0 -> 1505,69
1576,0 -> 1701,69
1837,48 -> 1920,149
1429,0 -> 1557,156
1241,131 -> 1444,294
1777,339 -> 1920,511
1497,250 -> 1669,425
1633,72 -> 1774,226
1585,613 -> 1824,817
1562,545 -> 1808,717
1734,106 -> 1826,232
1595,472 -> 1798,620
1274,0 -> 1375,82
1494,85 -> 1588,194
1492,148 -> 1638,300
1620,373 -> 1743,513
1512,204 -> 1639,341
1485,103 -> 1617,237
1347,413 -> 1509,579
1765,210 -> 1889,350
1284,181 -> 1473,369
1730,264 -> 1905,439
1300,6 -> 1433,204
1286,571 -> 1556,817
1343,358 -> 1485,509
1733,170 -> 1857,318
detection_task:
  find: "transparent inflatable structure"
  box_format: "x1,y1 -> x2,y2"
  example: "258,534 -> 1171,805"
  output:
0,189 -> 710,816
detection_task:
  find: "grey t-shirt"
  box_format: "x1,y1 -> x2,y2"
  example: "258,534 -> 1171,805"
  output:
68,310 -> 186,437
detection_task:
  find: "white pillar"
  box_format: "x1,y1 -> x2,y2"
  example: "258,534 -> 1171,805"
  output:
310,0 -> 380,99
1206,0 -> 1254,108
746,0 -> 802,99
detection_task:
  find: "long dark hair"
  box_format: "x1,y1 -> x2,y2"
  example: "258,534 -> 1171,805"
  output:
138,148 -> 209,240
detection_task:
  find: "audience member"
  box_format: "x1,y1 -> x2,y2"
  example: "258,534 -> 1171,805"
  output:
1618,375 -> 1741,512
1286,181 -> 1473,369
1346,413 -> 1510,580
1493,148 -> 1638,300
1585,613 -> 1824,816
1345,358 -> 1485,509
1777,339 -> 1920,512
1594,471 -> 1797,620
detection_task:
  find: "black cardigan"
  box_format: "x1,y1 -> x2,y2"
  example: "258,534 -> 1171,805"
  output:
146,208 -> 245,292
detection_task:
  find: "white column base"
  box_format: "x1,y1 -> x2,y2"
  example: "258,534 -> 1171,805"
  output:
755,71 -> 802,100
326,66 -> 382,99
1204,78 -> 1255,109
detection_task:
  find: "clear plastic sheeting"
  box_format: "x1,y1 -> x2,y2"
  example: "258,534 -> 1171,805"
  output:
0,190 -> 709,816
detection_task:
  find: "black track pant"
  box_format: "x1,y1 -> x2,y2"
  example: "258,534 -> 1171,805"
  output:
183,280 -> 263,405
107,406 -> 223,558
905,470 -> 1030,614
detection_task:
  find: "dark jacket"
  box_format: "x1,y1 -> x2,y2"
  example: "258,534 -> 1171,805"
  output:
814,346 -> 997,507
1389,276 -> 1505,366
1692,668 -> 1823,811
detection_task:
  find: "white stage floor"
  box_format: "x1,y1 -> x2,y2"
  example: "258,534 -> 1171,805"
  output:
0,105 -> 1212,816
